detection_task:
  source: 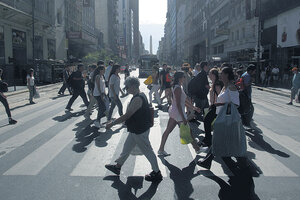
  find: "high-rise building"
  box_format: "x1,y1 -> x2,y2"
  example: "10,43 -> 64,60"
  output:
150,35 -> 153,55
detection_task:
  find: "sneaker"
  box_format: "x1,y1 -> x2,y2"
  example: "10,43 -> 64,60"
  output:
196,146 -> 209,154
105,164 -> 121,175
157,150 -> 170,156
65,107 -> 73,111
30,101 -> 36,104
287,102 -> 293,105
9,118 -> 17,125
145,170 -> 163,182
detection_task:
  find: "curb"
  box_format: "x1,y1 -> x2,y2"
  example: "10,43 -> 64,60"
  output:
5,83 -> 62,97
253,86 -> 290,98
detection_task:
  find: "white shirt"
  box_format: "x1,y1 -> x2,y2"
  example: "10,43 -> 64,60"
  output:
104,65 -> 113,82
109,74 -> 120,98
216,87 -> 240,114
27,75 -> 35,86
93,75 -> 105,97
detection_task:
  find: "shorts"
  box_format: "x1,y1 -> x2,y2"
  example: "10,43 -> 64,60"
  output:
291,87 -> 300,99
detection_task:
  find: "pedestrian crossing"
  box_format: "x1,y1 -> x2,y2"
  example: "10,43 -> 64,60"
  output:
0,93 -> 300,180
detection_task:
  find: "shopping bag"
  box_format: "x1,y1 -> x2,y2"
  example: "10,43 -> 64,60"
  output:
143,75 -> 153,85
130,145 -> 143,156
180,123 -> 193,144
34,88 -> 40,98
212,103 -> 247,157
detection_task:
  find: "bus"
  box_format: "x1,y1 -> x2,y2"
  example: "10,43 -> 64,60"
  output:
138,55 -> 159,78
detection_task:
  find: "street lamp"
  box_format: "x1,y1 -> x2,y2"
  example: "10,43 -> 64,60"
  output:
32,0 -> 35,69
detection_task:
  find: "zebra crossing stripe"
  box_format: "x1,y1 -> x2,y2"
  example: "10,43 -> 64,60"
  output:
253,100 -> 298,117
0,99 -> 69,136
71,97 -> 131,177
247,141 -> 298,177
133,116 -> 167,177
254,122 -> 300,158
0,102 -> 82,160
254,106 -> 272,116
3,108 -> 88,176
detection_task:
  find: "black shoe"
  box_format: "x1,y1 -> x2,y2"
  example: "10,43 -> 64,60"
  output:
65,107 -> 73,111
197,154 -> 214,169
145,170 -> 163,182
105,164 -> 121,175
30,101 -> 36,104
156,105 -> 163,110
287,102 -> 293,105
9,118 -> 17,125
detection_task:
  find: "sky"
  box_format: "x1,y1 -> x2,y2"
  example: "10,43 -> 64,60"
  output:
139,0 -> 167,54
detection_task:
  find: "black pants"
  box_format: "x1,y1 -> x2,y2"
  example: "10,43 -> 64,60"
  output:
0,94 -> 11,118
66,88 -> 89,109
203,107 -> 216,146
108,96 -> 123,120
94,96 -> 106,120
58,82 -> 72,94
241,100 -> 254,126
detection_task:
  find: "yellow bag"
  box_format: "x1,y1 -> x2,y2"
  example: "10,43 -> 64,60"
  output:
143,75 -> 153,85
180,124 -> 193,144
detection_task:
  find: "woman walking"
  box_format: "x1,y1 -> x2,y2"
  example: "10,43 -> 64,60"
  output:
149,66 -> 162,109
197,67 -> 247,170
27,68 -> 36,104
92,66 -> 107,128
157,72 -> 203,156
107,64 -> 123,121
201,68 -> 223,147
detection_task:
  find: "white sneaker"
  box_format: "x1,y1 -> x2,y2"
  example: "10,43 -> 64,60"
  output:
94,121 -> 101,128
195,146 -> 209,154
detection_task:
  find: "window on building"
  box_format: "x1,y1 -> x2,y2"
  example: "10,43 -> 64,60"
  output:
214,46 -> 218,54
57,10 -> 62,25
242,27 -> 245,38
236,30 -> 239,40
232,32 -> 234,41
253,25 -> 256,37
218,44 -> 224,54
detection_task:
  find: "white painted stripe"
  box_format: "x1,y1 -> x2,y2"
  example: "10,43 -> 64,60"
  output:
255,122 -> 300,158
253,100 -> 298,117
254,107 -> 271,116
4,109 -> 87,175
70,97 -> 131,177
0,102 -> 81,159
70,125 -> 126,177
133,116 -> 167,177
0,99 -> 66,135
247,140 -> 298,177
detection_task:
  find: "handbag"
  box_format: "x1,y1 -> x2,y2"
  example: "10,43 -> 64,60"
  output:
212,102 -> 247,157
179,123 -> 193,144
34,87 -> 40,98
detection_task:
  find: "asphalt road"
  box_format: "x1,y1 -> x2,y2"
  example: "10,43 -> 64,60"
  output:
0,70 -> 300,200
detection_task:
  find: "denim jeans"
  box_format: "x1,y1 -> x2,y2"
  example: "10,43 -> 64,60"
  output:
108,96 -> 123,120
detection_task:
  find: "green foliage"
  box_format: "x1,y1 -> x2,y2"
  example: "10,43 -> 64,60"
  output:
83,49 -> 122,65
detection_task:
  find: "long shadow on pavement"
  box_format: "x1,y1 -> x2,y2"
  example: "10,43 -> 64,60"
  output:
52,110 -> 85,122
10,103 -> 31,111
103,176 -> 161,200
199,167 -> 260,200
159,157 -> 198,200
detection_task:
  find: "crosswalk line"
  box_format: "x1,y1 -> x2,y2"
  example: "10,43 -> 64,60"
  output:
254,122 -> 300,158
70,97 -> 131,177
0,102 -> 82,159
133,116 -> 167,177
3,108 -> 88,176
0,98 -> 69,135
253,100 -> 298,117
254,106 -> 272,116
247,140 -> 298,177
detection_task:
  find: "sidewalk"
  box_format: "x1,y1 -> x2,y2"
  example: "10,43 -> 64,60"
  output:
253,85 -> 290,98
6,83 -> 62,97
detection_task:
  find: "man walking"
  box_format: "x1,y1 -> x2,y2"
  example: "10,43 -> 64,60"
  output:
58,65 -> 72,95
287,67 -> 300,105
65,64 -> 89,111
105,77 -> 162,182
241,64 -> 256,126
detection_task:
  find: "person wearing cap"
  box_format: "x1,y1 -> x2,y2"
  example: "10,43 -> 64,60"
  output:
287,67 -> 300,105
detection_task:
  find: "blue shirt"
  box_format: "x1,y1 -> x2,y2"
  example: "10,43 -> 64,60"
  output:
292,72 -> 300,88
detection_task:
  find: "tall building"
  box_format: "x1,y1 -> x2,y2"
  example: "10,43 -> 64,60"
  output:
150,35 -> 153,55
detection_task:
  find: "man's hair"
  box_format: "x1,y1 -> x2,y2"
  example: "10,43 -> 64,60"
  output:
108,60 -> 114,65
97,60 -> 104,66
162,64 -> 167,67
247,64 -> 256,72
125,76 -> 140,88
200,61 -> 208,69
89,64 -> 97,69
